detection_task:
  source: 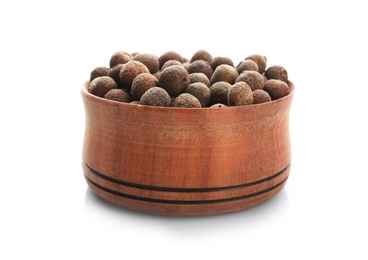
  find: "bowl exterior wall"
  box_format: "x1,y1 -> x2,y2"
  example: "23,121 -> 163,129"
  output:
81,82 -> 294,216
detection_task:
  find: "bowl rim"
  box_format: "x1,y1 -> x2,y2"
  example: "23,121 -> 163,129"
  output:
81,80 -> 294,111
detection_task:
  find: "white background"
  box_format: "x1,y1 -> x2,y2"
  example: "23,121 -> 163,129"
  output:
1,1 -> 367,259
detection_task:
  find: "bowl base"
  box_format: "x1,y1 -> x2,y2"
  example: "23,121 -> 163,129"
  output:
83,162 -> 290,216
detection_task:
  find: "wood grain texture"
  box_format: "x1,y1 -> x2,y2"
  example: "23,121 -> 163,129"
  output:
81,82 -> 295,216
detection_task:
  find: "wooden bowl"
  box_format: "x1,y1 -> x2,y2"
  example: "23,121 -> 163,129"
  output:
81,82 -> 294,216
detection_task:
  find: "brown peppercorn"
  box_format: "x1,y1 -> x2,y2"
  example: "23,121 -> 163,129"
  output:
119,61 -> 150,89
188,60 -> 213,80
265,65 -> 288,82
130,100 -> 140,105
263,79 -> 290,100
152,70 -> 161,80
188,72 -> 210,87
161,60 -> 183,71
169,96 -> 176,106
236,60 -> 259,74
90,66 -> 109,82
262,74 -> 268,82
104,89 -> 132,103
228,82 -> 253,106
209,81 -> 232,106
108,64 -> 124,88
89,76 -> 117,97
210,64 -> 239,85
235,70 -> 265,91
252,89 -> 271,104
183,62 -> 191,71
245,54 -> 267,74
184,82 -> 210,107
158,51 -> 183,69
210,57 -> 234,71
210,103 -> 228,108
158,65 -> 189,96
140,87 -> 171,107
109,51 -> 132,68
173,93 -> 202,108
190,50 -> 213,64
131,73 -> 158,101
132,53 -> 160,74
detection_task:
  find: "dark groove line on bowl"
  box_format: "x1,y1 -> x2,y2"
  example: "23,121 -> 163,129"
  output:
83,161 -> 289,192
85,176 -> 288,205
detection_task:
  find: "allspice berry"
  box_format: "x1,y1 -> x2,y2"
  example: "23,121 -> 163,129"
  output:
152,70 -> 161,80
209,81 -> 232,106
89,76 -> 117,97
119,61 -> 149,89
245,54 -> 267,74
228,82 -> 253,106
169,96 -> 176,107
158,65 -> 189,96
210,56 -> 234,71
109,51 -> 132,68
184,82 -> 210,107
265,65 -> 288,82
140,87 -> 171,107
104,89 -> 132,103
236,60 -> 259,74
235,70 -> 265,90
210,103 -> 228,108
90,66 -> 109,82
132,53 -> 160,74
161,60 -> 183,71
108,64 -> 124,88
159,51 -> 183,69
190,50 -> 213,64
182,62 -> 190,71
182,57 -> 189,63
210,64 -> 239,85
263,79 -> 290,100
131,73 -> 158,101
188,72 -> 210,87
173,93 -> 202,108
188,60 -> 213,80
252,89 -> 271,104
130,100 -> 140,105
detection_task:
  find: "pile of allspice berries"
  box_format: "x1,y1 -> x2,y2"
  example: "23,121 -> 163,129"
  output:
88,50 -> 291,108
